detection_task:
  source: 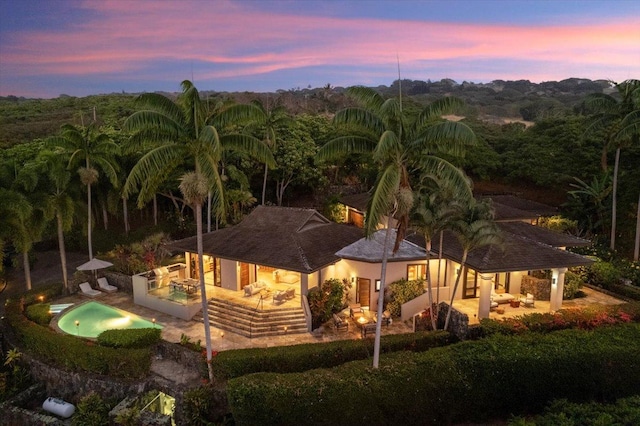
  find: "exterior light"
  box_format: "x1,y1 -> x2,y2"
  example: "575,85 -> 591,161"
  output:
75,320 -> 80,336
220,331 -> 225,338
39,295 -> 44,303
152,318 -> 156,327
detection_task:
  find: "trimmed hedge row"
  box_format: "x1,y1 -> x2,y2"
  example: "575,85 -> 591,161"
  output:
211,330 -> 453,381
226,324 -> 640,425
5,300 -> 151,379
97,328 -> 161,349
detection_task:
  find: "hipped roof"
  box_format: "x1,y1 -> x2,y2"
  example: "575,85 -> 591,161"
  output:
407,221 -> 593,273
168,206 -> 364,274
335,229 -> 427,263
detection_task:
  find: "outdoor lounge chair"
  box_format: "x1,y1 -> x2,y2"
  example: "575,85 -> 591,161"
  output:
521,293 -> 535,308
349,303 -> 363,319
97,277 -> 118,293
333,313 -> 348,331
79,282 -> 103,298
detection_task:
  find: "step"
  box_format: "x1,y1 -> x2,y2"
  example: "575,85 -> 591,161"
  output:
193,297 -> 309,338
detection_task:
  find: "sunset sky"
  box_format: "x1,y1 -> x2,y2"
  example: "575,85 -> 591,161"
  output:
1,0 -> 639,98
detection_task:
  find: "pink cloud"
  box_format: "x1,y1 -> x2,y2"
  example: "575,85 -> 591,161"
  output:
1,0 -> 639,90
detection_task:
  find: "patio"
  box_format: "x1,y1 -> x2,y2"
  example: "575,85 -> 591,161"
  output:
49,291 -> 413,352
453,286 -> 626,325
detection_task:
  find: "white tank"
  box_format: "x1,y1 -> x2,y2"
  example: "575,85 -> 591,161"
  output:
42,397 -> 75,418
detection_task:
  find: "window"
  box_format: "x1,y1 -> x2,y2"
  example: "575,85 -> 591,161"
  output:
375,279 -> 381,292
407,264 -> 426,281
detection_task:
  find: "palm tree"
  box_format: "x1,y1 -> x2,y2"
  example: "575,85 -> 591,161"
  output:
0,188 -> 33,287
48,122 -> 119,260
584,79 -> 640,251
317,86 -> 475,368
216,99 -> 290,205
410,176 -> 470,329
443,198 -> 502,331
34,150 -> 76,293
123,80 -> 275,381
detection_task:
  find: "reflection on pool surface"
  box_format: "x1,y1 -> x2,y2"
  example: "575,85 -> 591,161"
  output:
57,301 -> 161,338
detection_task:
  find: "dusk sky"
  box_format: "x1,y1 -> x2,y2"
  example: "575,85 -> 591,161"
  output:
1,0 -> 639,98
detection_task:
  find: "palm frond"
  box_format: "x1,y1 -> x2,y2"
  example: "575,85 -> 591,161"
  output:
134,93 -> 185,124
345,86 -> 385,111
365,163 -> 401,237
373,130 -> 401,163
316,136 -> 376,162
413,121 -> 477,157
220,134 -> 276,168
617,109 -> 640,141
416,97 -> 466,126
416,156 -> 473,199
333,107 -> 385,135
124,110 -> 183,138
123,143 -> 185,204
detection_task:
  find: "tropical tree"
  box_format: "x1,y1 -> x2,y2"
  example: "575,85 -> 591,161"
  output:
48,122 -> 119,260
410,176 -> 470,329
123,80 -> 275,381
0,188 -> 33,287
216,99 -> 290,205
566,174 -> 612,237
443,198 -> 502,331
317,86 -> 476,368
584,79 -> 640,251
33,150 -> 77,292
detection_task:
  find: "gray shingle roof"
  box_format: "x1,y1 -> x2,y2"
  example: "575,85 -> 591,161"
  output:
168,206 -> 364,273
497,222 -> 590,247
335,229 -> 427,263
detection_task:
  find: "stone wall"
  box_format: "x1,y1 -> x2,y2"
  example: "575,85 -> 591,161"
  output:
436,302 -> 469,340
104,271 -> 133,294
521,275 -> 551,301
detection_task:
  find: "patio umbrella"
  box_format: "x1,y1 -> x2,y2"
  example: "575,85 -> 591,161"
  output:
76,257 -> 113,281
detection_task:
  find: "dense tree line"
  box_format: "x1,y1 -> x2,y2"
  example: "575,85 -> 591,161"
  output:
1,78 -> 638,284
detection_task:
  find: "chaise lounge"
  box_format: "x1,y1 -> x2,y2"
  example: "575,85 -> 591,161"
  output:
97,277 -> 118,293
79,282 -> 103,298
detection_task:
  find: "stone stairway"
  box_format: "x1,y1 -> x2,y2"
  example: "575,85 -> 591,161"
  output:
193,298 -> 308,338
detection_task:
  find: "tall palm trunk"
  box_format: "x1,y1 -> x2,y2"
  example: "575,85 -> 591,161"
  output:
373,216 -> 394,368
261,163 -> 269,205
87,181 -> 93,260
196,202 -> 214,382
122,197 -> 129,235
23,251 -> 32,291
444,251 -> 468,331
634,191 -> 639,261
610,147 -> 620,250
436,230 -> 444,305
153,194 -> 158,226
56,213 -> 69,293
424,240 -> 436,330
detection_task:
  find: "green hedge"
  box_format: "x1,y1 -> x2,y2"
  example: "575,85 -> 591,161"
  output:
4,301 -> 151,379
24,303 -> 52,326
211,330 -> 453,381
226,324 -> 640,425
97,328 -> 161,349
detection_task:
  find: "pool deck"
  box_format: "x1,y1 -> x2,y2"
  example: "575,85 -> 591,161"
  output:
50,292 -> 413,352
49,285 -> 626,353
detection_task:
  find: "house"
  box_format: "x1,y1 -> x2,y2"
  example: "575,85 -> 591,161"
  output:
137,197 -> 593,335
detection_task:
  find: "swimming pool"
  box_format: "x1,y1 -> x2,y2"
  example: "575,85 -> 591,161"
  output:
56,301 -> 161,338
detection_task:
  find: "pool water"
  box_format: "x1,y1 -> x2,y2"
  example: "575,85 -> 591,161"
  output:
56,301 -> 161,338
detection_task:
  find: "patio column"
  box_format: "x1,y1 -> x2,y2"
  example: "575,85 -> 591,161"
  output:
550,267 -> 567,312
478,273 -> 494,319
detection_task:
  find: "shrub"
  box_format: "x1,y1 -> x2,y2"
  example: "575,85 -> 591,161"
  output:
386,279 -> 425,317
308,278 -> 351,329
96,328 -> 161,349
226,324 -> 640,425
72,392 -> 110,426
563,271 -> 583,299
211,330 -> 452,381
588,260 -> 621,288
19,282 -> 63,306
24,303 -> 51,325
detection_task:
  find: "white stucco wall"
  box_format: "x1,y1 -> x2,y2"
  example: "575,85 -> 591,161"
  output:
220,258 -> 237,291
